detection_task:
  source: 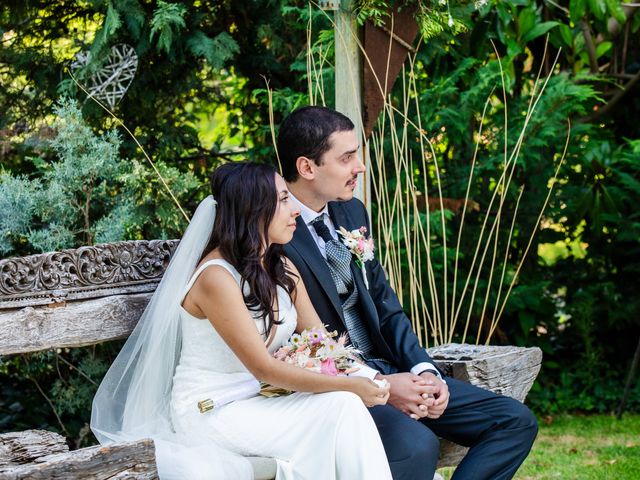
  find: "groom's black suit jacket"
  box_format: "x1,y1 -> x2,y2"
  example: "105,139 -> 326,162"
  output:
284,199 -> 538,480
283,198 -> 438,374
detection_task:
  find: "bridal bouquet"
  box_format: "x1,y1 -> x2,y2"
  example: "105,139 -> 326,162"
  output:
198,328 -> 362,412
259,328 -> 361,397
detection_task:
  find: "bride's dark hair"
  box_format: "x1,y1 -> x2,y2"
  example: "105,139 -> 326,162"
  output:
201,161 -> 296,336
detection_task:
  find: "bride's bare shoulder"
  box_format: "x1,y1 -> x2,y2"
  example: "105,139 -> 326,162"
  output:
195,249 -> 224,269
183,252 -> 241,317
193,253 -> 237,291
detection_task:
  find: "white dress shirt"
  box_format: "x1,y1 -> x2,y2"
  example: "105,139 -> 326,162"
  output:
290,193 -> 337,259
289,193 -> 443,382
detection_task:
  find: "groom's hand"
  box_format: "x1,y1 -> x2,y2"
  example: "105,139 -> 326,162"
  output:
376,373 -> 437,419
419,372 -> 449,419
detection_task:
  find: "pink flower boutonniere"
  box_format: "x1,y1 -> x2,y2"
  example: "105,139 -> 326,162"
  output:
337,226 -> 375,289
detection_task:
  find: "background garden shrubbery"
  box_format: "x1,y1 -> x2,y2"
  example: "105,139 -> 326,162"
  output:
1,0 -> 638,446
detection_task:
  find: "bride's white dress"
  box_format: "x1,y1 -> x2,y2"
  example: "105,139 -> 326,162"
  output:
169,259 -> 392,480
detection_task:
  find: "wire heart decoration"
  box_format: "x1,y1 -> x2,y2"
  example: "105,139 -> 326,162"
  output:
71,44 -> 138,109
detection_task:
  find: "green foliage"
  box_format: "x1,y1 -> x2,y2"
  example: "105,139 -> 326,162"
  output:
357,0 -> 639,412
0,174 -> 39,253
0,98 -> 201,441
354,0 -> 477,38
50,352 -> 110,416
186,31 -> 240,69
524,139 -> 640,415
529,366 -> 640,415
0,98 -> 127,252
0,0 -> 310,170
0,345 -> 118,446
355,0 -> 391,26
120,158 -> 200,240
415,1 -> 470,40
0,97 -> 199,256
149,1 -> 187,57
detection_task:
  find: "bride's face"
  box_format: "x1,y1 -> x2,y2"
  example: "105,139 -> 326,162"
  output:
268,174 -> 300,245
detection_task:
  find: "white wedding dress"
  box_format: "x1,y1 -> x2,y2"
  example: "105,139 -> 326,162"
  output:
169,259 -> 392,480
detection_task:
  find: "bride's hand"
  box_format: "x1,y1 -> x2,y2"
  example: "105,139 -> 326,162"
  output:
349,377 -> 391,407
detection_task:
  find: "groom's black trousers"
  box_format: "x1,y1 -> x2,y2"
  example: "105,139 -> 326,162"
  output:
368,377 -> 538,480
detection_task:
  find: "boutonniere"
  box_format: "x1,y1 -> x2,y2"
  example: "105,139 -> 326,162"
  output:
337,226 -> 375,289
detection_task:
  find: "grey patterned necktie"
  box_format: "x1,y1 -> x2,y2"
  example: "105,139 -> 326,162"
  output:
311,216 -> 353,295
311,216 -> 377,358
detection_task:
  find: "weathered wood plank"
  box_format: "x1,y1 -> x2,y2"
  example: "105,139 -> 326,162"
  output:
0,294 -> 150,355
0,430 -> 68,467
437,440 -> 468,470
430,343 -> 542,468
429,343 -> 543,402
0,439 -> 157,480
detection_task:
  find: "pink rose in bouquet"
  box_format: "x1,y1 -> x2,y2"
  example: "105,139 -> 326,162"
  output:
320,358 -> 339,376
259,328 -> 361,397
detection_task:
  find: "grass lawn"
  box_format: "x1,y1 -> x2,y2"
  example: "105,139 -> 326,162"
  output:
437,414 -> 640,479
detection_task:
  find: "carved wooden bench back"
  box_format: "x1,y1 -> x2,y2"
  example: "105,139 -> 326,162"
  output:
0,240 -> 177,355
0,241 -> 542,477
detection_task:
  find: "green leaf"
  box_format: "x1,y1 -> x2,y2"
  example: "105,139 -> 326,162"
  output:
496,3 -> 514,27
558,24 -> 574,46
186,31 -> 239,69
522,21 -> 559,43
570,0 -> 586,23
605,0 -> 626,23
506,38 -> 523,57
586,0 -> 606,20
595,41 -> 612,58
104,2 -> 122,37
517,7 -> 536,40
114,0 -> 146,39
617,171 -> 640,193
149,1 -> 187,56
519,311 -> 536,334
90,1 -> 123,57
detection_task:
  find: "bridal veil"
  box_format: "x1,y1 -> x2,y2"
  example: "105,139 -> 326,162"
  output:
91,196 -> 253,479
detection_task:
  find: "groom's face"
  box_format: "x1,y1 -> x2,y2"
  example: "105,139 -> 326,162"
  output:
313,129 -> 364,203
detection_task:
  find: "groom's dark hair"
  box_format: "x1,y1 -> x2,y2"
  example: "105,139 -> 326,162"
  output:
277,106 -> 355,182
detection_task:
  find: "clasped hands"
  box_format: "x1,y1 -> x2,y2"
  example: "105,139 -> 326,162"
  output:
376,371 -> 450,420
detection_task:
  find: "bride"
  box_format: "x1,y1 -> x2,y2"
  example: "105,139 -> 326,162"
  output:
91,161 -> 393,479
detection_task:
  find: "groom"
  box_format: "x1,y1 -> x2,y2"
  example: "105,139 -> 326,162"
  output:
279,106 -> 537,479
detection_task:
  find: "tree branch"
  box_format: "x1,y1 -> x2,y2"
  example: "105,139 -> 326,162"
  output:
578,70 -> 640,123
581,20 -> 599,74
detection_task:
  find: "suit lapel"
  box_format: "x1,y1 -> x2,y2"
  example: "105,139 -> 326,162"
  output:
289,215 -> 345,322
328,201 -> 351,234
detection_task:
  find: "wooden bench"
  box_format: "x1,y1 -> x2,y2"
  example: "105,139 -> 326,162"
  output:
0,240 -> 542,479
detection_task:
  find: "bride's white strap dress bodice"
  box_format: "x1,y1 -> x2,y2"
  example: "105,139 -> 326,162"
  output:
178,259 -> 297,368
171,259 -> 297,411
170,258 -> 392,480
